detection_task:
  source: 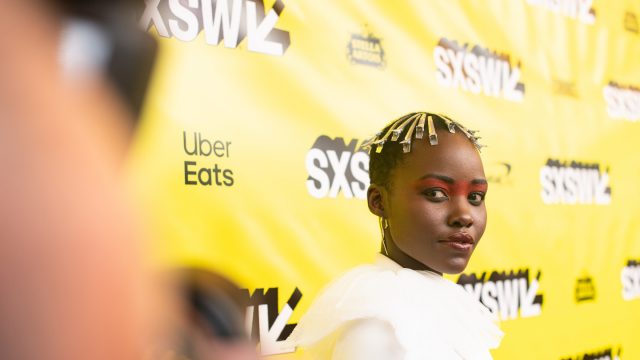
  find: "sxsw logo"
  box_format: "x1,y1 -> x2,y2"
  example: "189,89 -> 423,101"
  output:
561,346 -> 622,360
621,259 -> 640,301
434,38 -> 525,102
457,269 -> 543,321
540,158 -> 611,205
140,0 -> 290,56
242,287 -> 301,355
347,29 -> 386,68
603,82 -> 640,122
526,0 -> 596,24
305,136 -> 370,199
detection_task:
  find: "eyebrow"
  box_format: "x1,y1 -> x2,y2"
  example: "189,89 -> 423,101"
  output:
419,173 -> 488,185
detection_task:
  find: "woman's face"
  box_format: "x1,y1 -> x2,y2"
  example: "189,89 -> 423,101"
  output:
381,129 -> 487,274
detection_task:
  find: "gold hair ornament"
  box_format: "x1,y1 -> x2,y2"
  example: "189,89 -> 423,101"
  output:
360,112 -> 485,153
379,217 -> 389,256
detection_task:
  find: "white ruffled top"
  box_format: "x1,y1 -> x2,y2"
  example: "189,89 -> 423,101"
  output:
288,255 -> 503,360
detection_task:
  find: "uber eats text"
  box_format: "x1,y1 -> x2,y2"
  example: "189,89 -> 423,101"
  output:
183,131 -> 234,187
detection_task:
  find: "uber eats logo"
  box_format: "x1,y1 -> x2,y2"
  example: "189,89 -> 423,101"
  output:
242,287 -> 302,355
434,38 -> 525,102
540,159 -> 611,205
305,136 -> 369,199
457,269 -> 543,321
526,0 -> 596,24
140,0 -> 290,56
621,259 -> 640,301
561,346 -> 622,360
183,131 -> 234,186
603,82 -> 640,122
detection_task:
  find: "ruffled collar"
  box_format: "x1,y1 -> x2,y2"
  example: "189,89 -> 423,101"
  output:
290,256 -> 503,359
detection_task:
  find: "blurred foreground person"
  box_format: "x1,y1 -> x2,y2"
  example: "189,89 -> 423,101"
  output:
0,1 -> 155,359
153,269 -> 261,360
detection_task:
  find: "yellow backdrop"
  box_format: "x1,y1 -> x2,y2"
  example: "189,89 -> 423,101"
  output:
129,0 -> 640,358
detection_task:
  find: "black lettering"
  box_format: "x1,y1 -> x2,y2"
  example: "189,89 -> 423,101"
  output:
184,161 -> 197,185
198,132 -> 212,156
223,169 -> 234,186
213,140 -> 226,157
198,167 -> 212,186
212,164 -> 223,186
226,141 -> 232,157
183,131 -> 197,155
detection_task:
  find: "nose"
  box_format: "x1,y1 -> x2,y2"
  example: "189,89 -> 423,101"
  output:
447,196 -> 473,228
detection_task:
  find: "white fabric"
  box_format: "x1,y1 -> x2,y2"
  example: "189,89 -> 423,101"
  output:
332,318 -> 405,360
288,255 -> 503,359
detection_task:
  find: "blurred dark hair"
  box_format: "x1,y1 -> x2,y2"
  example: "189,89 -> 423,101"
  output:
52,0 -> 142,12
176,268 -> 248,340
53,0 -> 156,120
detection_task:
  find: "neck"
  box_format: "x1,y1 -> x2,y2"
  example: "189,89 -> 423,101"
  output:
381,230 -> 442,276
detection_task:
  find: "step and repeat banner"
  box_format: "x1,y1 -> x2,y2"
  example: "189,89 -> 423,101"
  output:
129,0 -> 640,358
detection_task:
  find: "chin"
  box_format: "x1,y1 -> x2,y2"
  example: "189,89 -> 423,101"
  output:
440,259 -> 470,274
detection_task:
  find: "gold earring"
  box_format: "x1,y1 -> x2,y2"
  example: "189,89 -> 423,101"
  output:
379,217 -> 389,255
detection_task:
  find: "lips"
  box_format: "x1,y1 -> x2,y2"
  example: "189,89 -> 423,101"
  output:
444,232 -> 474,244
438,233 -> 474,251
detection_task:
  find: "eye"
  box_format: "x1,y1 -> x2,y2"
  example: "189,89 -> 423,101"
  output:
468,192 -> 486,206
424,188 -> 449,202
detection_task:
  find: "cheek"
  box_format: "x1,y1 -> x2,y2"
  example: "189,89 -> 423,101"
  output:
473,206 -> 488,236
390,197 -> 445,234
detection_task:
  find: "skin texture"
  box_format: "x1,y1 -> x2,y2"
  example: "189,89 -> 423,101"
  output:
0,3 -> 146,359
367,128 -> 487,275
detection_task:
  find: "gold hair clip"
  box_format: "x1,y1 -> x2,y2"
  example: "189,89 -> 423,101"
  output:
373,114 -> 412,153
400,115 -> 420,153
415,113 -> 426,139
391,115 -> 417,142
360,112 -> 485,154
438,114 -> 457,133
427,115 -> 438,145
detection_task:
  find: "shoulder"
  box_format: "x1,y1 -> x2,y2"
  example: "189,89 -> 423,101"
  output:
326,318 -> 405,360
289,260 -> 438,349
289,259 -> 503,359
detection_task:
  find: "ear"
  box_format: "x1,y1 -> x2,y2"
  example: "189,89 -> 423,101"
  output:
367,184 -> 387,218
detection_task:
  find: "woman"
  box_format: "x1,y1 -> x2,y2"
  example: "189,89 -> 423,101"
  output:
289,112 -> 503,359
